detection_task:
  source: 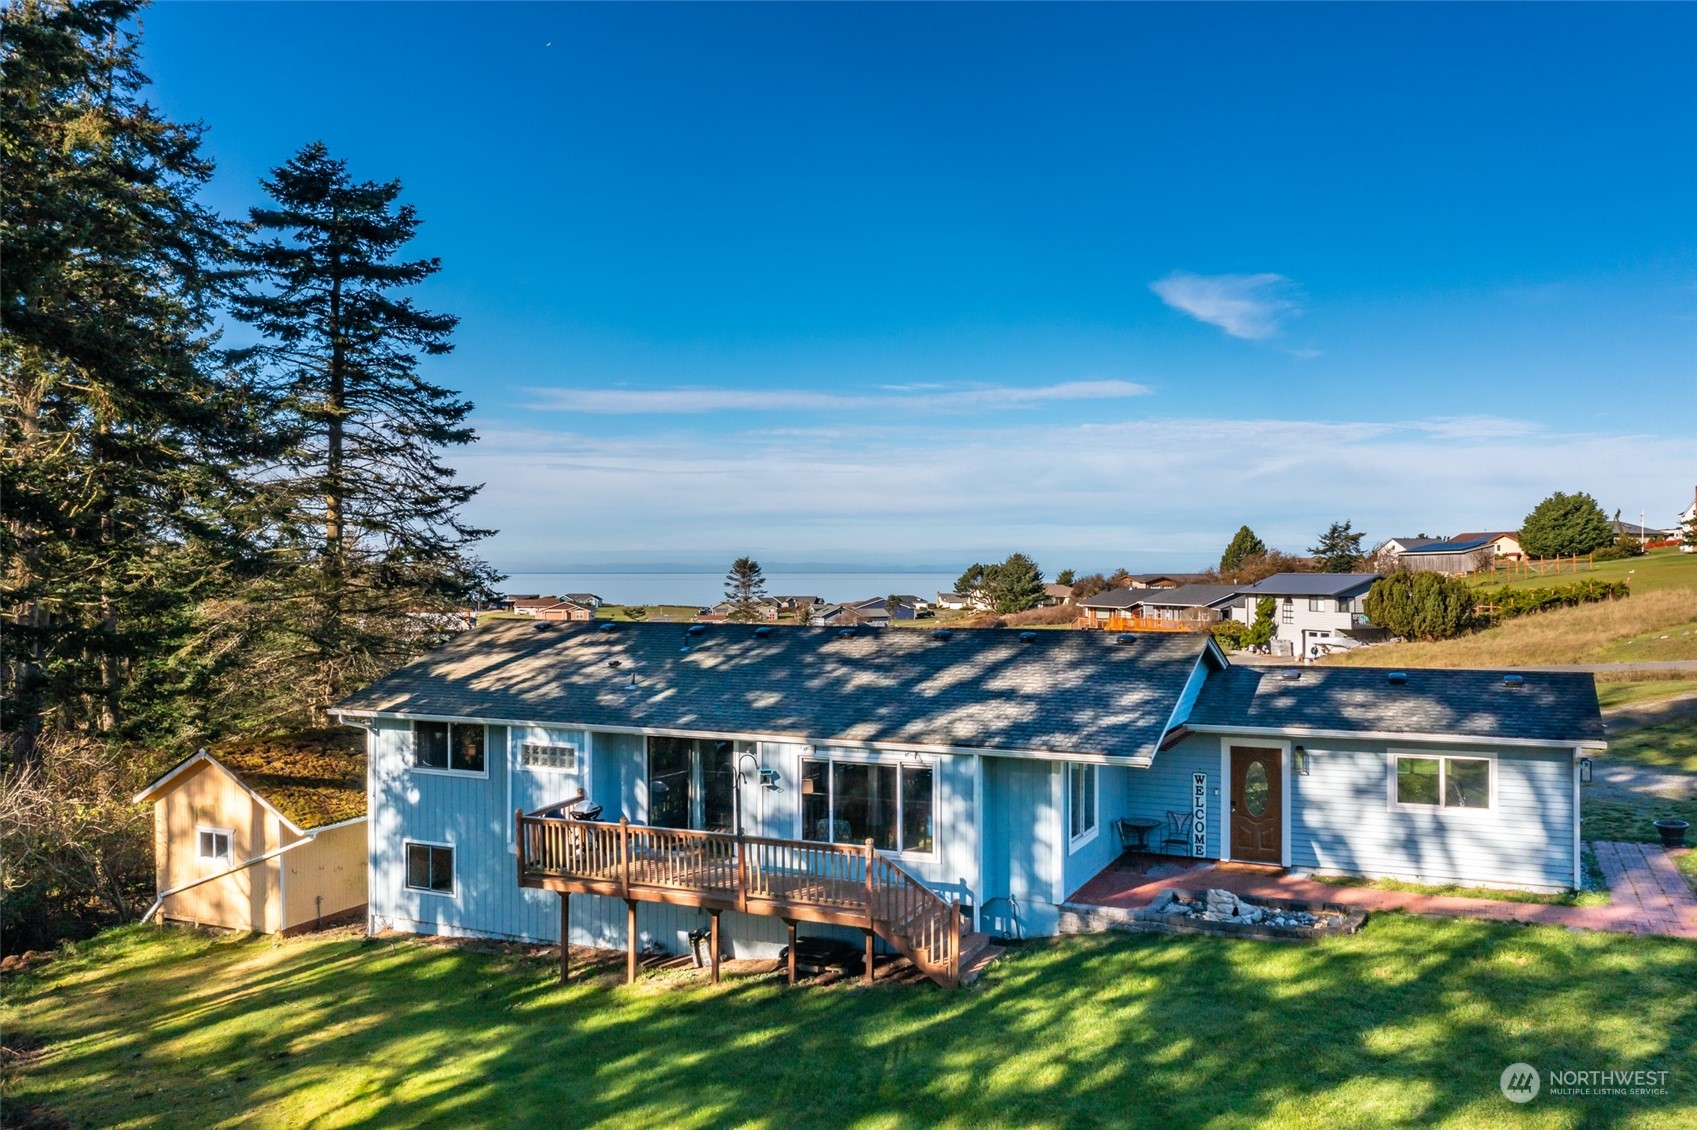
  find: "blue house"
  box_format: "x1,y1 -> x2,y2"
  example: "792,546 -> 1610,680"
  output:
333,620 -> 1603,987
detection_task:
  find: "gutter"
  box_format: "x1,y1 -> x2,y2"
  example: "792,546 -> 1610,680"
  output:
140,818 -> 367,927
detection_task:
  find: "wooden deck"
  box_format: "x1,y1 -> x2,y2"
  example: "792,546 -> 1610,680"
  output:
1079,615 -> 1214,633
515,811 -> 973,988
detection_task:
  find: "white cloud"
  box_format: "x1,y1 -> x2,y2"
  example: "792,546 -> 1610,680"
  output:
524,379 -> 1152,415
1150,272 -> 1303,340
459,413 -> 1693,568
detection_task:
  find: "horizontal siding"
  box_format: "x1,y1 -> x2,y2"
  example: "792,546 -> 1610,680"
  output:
1130,735 -> 1224,859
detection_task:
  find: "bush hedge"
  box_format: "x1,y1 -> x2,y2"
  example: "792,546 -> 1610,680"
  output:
1475,579 -> 1630,623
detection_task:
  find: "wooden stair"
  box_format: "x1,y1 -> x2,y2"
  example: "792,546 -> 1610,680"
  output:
956,931 -> 1003,985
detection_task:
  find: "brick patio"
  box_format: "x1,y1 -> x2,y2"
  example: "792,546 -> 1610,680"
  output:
1067,845 -> 1697,939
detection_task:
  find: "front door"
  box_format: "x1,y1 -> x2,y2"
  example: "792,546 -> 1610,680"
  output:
1229,746 -> 1282,864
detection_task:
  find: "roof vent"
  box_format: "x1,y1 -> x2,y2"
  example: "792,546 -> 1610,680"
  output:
597,621 -> 617,633
838,627 -> 856,638
931,629 -> 952,641
1115,633 -> 1135,644
1277,669 -> 1301,681
1387,671 -> 1408,686
753,625 -> 773,638
687,624 -> 706,636
531,620 -> 552,631
1018,631 -> 1038,642
1502,674 -> 1525,687
607,659 -> 621,669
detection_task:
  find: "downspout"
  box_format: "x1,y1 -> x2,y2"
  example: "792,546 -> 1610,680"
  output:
142,834 -> 322,927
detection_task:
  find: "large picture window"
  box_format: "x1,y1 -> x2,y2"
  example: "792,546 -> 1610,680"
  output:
413,722 -> 485,773
647,737 -> 742,832
404,842 -> 454,894
801,757 -> 934,854
1069,763 -> 1098,844
1394,755 -> 1491,809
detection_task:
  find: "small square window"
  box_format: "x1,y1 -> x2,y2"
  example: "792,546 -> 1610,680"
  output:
197,828 -> 232,863
405,843 -> 454,894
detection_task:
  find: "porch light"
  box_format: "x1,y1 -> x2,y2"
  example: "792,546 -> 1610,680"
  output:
1579,758 -> 1592,784
1293,746 -> 1311,775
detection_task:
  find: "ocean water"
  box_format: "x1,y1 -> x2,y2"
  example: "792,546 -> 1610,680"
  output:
498,571 -> 961,610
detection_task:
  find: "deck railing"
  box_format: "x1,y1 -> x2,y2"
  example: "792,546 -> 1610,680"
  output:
516,812 -> 960,985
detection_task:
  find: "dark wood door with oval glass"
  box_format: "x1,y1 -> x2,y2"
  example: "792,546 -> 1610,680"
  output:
1229,747 -> 1282,863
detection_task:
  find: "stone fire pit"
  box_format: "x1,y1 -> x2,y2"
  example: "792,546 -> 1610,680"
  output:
1135,887 -> 1366,941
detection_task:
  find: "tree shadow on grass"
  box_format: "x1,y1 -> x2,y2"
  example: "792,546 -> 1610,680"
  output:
5,916 -> 1694,1129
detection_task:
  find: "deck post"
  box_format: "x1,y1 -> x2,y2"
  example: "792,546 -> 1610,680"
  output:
736,835 -> 748,913
709,909 -> 721,984
863,837 -> 876,924
558,892 -> 570,984
863,928 -> 875,985
626,899 -> 638,984
514,809 -> 525,888
785,919 -> 797,985
619,817 -> 631,899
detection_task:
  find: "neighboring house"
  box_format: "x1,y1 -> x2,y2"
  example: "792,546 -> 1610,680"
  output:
564,593 -> 604,610
1123,573 -> 1209,589
768,596 -> 824,621
509,596 -> 593,621
134,733 -> 367,934
1040,583 -> 1075,606
1681,488 -> 1696,551
1227,573 -> 1384,656
1127,584 -> 1242,626
1450,531 -> 1526,561
1074,587 -> 1143,626
1374,536 -> 1448,558
935,592 -> 970,611
332,621 -> 1603,974
1392,535 -> 1501,576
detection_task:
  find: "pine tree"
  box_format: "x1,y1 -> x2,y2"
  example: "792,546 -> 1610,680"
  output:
1518,491 -> 1613,559
1,0 -> 272,754
1242,598 -> 1278,649
1309,521 -> 1365,573
1055,569 -> 1076,587
224,142 -> 497,723
724,558 -> 767,621
1219,526 -> 1267,574
991,552 -> 1046,613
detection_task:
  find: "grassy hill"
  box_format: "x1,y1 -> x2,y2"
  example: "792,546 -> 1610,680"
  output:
1470,546 -> 1696,596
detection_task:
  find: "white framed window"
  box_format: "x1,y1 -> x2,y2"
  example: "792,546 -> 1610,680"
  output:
196,826 -> 233,865
412,721 -> 486,775
1068,763 -> 1098,848
1308,597 -> 1328,612
1390,753 -> 1494,811
1281,599 -> 1294,624
800,754 -> 935,855
404,841 -> 455,895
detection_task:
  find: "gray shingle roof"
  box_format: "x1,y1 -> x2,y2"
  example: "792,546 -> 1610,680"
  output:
1188,666 -> 1603,746
1136,584 -> 1243,609
1076,588 -> 1144,610
335,620 -> 1215,761
1241,573 -> 1381,598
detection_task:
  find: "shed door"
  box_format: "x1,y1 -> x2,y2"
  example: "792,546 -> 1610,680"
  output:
1229,747 -> 1282,864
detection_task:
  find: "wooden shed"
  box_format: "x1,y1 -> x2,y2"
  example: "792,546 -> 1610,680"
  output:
134,731 -> 367,934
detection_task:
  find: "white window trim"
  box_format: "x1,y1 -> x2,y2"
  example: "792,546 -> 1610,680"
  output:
196,824 -> 234,866
1067,763 -> 1099,852
1218,738 -> 1293,867
798,749 -> 939,860
1386,749 -> 1497,815
410,721 -> 491,779
402,838 -> 458,898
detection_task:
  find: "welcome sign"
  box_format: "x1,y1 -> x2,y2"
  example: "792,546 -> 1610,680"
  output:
1191,772 -> 1207,857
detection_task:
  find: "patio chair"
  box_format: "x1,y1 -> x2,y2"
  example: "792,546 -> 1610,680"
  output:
1161,810 -> 1193,855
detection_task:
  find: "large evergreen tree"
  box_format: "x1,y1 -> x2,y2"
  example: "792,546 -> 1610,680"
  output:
224,142 -> 496,723
1219,525 -> 1267,574
1518,491 -> 1613,559
723,557 -> 767,622
1,0 -> 272,754
1309,521 -> 1366,573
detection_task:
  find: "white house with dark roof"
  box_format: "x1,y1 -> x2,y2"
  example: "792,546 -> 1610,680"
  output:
1227,572 -> 1385,657
332,619 -> 1602,984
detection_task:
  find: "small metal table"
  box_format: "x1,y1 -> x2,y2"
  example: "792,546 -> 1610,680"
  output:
1116,817 -> 1163,853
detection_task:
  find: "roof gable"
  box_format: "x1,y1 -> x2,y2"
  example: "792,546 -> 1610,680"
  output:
135,730 -> 367,831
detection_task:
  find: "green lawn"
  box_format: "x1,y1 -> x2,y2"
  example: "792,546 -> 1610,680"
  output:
1596,679 -> 1697,710
1309,872 -> 1609,908
1603,719 -> 1697,775
596,604 -> 705,622
5,920 -> 1694,1129
1471,548 -> 1697,596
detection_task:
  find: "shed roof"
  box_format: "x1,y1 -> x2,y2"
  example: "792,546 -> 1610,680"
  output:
1188,666 -> 1603,746
135,730 -> 367,831
335,619 -> 1218,762
1398,536 -> 1496,556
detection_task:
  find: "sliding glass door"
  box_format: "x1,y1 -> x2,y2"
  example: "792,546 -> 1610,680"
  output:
647,737 -> 741,832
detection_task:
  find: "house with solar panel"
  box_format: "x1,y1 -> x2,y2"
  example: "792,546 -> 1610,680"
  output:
1222,572 -> 1387,658
331,617 -> 1603,988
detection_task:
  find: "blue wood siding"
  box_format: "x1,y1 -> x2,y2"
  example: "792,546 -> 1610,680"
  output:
1123,736 -> 1224,859
981,758 -> 1061,938
1288,739 -> 1575,890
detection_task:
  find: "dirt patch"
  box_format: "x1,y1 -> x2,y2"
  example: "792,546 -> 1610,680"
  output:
0,952 -> 53,978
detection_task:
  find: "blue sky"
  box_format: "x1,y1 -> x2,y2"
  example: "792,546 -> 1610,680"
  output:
139,2 -> 1695,573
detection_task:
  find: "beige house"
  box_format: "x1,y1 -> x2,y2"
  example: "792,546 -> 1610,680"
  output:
134,732 -> 367,934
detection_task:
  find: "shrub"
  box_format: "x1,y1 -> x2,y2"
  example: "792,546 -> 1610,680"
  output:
1519,491 -> 1614,558
1365,573 -> 1478,641
1210,619 -> 1248,649
1476,579 -> 1630,623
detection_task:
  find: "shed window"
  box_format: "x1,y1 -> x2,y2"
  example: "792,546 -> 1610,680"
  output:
404,842 -> 454,894
1069,764 -> 1098,844
196,827 -> 232,864
801,757 -> 934,854
1395,755 -> 1491,809
414,722 -> 485,773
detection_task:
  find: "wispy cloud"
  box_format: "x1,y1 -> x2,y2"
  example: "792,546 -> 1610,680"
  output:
1150,271 -> 1303,340
525,379 -> 1152,415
